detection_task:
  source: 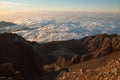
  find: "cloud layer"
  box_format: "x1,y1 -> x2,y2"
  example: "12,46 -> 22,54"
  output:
0,13 -> 120,43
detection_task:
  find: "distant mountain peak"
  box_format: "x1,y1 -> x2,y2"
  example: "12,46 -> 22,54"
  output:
0,21 -> 16,27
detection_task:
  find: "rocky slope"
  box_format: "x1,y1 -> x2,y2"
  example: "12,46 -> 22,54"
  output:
33,34 -> 120,70
0,33 -> 41,80
0,63 -> 24,80
0,33 -> 120,80
56,51 -> 120,80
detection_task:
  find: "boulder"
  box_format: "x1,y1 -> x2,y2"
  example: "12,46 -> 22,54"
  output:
71,55 -> 80,64
0,63 -> 24,80
56,56 -> 66,68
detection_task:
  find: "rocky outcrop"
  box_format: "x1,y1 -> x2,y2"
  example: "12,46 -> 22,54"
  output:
0,63 -> 24,80
71,55 -> 80,64
56,52 -> 120,80
69,34 -> 120,57
0,33 -> 120,80
0,33 -> 41,80
32,33 -> 120,80
33,34 -> 120,71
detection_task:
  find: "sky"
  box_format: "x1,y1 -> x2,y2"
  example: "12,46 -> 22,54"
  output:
0,0 -> 120,15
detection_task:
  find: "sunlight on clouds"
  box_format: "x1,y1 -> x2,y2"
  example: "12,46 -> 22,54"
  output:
0,12 -> 120,42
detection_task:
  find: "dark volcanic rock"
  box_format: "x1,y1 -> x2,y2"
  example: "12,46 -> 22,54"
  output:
0,33 -> 41,80
32,34 -> 120,78
71,55 -> 80,64
0,33 -> 120,80
56,56 -> 66,68
80,54 -> 92,62
0,63 -> 15,77
0,21 -> 16,28
69,34 -> 120,57
0,63 -> 24,80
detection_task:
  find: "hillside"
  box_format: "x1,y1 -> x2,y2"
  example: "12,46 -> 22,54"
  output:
0,33 -> 120,80
56,51 -> 120,80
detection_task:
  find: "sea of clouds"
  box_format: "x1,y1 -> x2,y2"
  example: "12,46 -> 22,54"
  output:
0,12 -> 120,43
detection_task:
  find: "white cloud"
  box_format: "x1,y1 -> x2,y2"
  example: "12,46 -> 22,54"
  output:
0,12 -> 120,43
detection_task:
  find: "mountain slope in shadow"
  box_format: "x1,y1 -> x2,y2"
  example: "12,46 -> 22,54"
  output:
0,33 -> 120,80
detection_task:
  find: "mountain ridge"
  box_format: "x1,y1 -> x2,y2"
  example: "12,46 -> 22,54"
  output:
0,33 -> 120,80
0,21 -> 16,28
